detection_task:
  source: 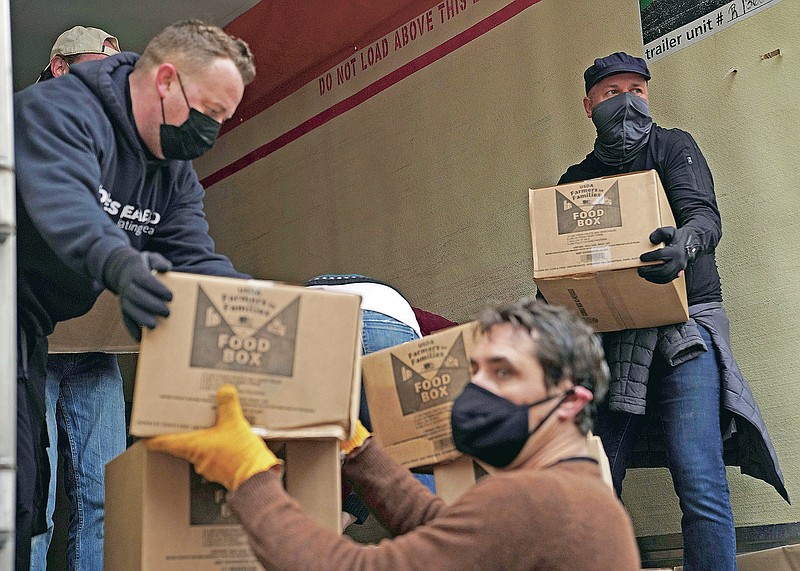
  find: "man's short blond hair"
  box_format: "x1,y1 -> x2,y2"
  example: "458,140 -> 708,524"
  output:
136,20 -> 255,85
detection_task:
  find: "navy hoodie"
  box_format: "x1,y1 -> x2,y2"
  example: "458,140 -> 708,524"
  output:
15,52 -> 246,337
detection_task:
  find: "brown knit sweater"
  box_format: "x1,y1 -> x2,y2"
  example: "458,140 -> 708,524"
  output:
228,439 -> 641,570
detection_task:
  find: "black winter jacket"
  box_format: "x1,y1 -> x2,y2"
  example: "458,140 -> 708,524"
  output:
559,125 -> 787,502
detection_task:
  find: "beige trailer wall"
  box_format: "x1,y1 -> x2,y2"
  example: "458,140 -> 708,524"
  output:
196,0 -> 799,537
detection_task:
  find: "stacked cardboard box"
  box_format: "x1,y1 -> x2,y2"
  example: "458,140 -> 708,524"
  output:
362,322 -> 480,502
129,272 -> 362,439
48,290 -> 137,353
673,543 -> 800,570
106,442 -> 262,571
529,170 -> 688,332
361,321 -> 477,469
107,272 -> 362,568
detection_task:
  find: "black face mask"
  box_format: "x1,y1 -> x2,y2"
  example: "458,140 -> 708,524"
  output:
591,92 -> 653,166
159,72 -> 221,160
450,383 -> 573,468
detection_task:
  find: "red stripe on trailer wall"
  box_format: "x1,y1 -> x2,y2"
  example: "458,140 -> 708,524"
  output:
206,0 -> 542,188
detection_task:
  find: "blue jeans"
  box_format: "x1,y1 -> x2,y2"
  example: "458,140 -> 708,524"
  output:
594,325 -> 736,571
29,353 -> 126,571
343,310 -> 435,522
360,310 -> 422,432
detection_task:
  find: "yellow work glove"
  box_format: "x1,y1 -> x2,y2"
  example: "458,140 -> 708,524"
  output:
145,384 -> 281,491
340,420 -> 371,456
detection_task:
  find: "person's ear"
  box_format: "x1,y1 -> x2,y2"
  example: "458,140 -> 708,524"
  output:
556,385 -> 592,420
50,56 -> 69,78
154,63 -> 178,99
583,95 -> 593,118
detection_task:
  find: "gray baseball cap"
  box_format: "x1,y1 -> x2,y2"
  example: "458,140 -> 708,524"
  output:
49,25 -> 120,60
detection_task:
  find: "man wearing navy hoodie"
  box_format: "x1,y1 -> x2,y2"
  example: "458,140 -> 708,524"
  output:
13,20 -> 255,569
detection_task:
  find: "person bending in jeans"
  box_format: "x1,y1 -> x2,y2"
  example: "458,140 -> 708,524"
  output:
306,274 -> 436,528
557,51 -> 788,570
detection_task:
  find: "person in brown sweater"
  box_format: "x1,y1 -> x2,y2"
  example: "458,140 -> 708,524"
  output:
146,298 -> 641,570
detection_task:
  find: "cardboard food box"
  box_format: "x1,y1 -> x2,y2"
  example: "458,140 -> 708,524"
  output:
673,543 -> 800,570
129,272 -> 362,439
105,442 -> 262,571
529,170 -> 688,332
534,268 -> 688,332
48,290 -> 138,353
730,543 -> 800,571
361,322 -> 477,469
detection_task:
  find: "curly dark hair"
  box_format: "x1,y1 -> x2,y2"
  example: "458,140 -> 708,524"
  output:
477,298 -> 609,434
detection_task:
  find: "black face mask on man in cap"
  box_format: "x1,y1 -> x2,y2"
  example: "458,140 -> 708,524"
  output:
591,92 -> 653,166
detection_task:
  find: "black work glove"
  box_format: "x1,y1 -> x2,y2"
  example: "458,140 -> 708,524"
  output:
103,248 -> 173,341
638,226 -> 700,285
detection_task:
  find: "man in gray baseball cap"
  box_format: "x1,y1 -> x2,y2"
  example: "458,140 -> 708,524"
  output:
37,25 -> 120,82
